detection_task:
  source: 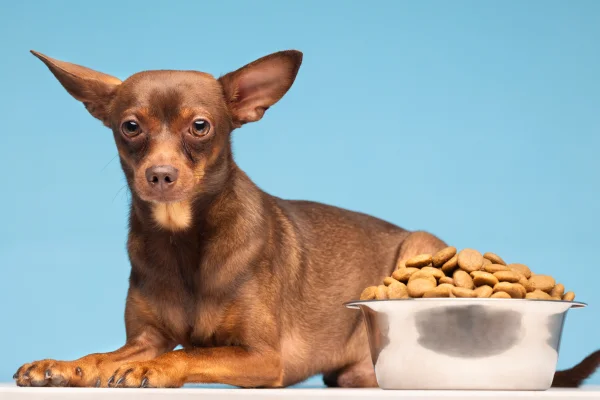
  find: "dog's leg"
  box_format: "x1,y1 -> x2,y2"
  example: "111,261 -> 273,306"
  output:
323,357 -> 378,388
108,346 -> 281,388
396,230 -> 447,267
14,332 -> 168,388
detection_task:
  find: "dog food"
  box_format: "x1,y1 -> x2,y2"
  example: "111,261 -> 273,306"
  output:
359,247 -> 576,301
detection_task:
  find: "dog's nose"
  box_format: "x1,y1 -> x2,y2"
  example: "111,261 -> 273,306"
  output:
145,165 -> 179,190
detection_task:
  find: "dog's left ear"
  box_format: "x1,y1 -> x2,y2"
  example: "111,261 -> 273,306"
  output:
219,50 -> 302,127
31,50 -> 121,126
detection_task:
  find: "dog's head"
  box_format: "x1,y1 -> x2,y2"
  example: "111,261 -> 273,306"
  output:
32,50 -> 302,230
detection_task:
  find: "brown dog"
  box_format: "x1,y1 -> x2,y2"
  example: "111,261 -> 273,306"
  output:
14,50 -> 598,389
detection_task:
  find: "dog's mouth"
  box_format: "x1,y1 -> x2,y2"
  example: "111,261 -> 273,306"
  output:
136,189 -> 192,205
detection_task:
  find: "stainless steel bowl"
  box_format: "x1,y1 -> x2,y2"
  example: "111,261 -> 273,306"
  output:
345,298 -> 586,390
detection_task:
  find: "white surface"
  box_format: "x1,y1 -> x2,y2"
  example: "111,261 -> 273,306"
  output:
1,384 -> 600,400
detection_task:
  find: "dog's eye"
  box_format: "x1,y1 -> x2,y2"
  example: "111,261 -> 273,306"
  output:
122,121 -> 141,137
191,119 -> 210,137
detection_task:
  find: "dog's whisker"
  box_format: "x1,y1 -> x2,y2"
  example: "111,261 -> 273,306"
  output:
112,184 -> 128,203
100,154 -> 119,172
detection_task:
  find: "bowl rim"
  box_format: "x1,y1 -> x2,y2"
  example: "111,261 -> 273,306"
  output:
344,298 -> 587,309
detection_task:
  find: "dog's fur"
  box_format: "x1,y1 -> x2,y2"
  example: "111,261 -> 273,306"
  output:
14,50 -> 598,388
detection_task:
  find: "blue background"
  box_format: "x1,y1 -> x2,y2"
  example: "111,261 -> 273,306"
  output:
1,0 -> 598,386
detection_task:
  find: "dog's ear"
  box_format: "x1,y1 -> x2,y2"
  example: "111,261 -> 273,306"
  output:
31,50 -> 121,126
219,50 -> 302,127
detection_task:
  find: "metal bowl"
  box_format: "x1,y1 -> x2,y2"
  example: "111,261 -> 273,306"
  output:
345,298 -> 586,390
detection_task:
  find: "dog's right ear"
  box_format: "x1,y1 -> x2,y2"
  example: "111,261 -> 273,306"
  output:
31,50 -> 121,126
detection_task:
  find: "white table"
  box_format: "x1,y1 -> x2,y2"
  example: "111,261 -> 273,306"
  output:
2,383 -> 600,399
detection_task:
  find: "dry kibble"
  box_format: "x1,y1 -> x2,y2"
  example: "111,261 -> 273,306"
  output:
432,246 -> 457,268
408,270 -> 437,285
526,290 -> 552,300
375,285 -> 389,300
439,276 -> 454,285
405,254 -> 433,268
563,291 -> 575,301
407,278 -> 436,298
392,267 -> 419,282
388,282 -> 408,299
452,287 -> 477,298
483,252 -> 506,265
484,264 -> 510,273
423,285 -> 452,298
441,255 -> 458,274
551,284 -> 565,299
508,263 -> 532,279
360,286 -> 377,300
457,249 -> 484,272
493,270 -> 521,283
421,266 -> 444,280
493,282 -> 526,299
471,271 -> 499,287
528,275 -> 555,293
383,277 -> 398,286
475,285 -> 494,298
453,270 -> 474,289
358,246 -> 576,302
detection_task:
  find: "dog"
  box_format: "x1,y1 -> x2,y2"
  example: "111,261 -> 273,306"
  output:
14,50 -> 599,388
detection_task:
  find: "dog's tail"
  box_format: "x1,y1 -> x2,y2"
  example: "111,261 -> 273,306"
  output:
552,350 -> 600,387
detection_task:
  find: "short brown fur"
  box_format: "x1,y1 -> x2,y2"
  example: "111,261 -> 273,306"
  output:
14,50 -> 597,389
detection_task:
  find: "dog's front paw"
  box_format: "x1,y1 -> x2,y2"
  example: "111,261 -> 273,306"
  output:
109,361 -> 185,388
14,359 -> 104,387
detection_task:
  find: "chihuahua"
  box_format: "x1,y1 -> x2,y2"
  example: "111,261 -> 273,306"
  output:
14,50 -> 598,388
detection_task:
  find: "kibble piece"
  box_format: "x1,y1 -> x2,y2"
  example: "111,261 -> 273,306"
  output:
392,267 -> 419,282
375,285 -> 389,300
526,290 -> 552,300
508,263 -> 532,279
407,278 -> 436,298
471,271 -> 499,287
562,292 -> 576,301
408,270 -> 437,285
457,249 -> 484,272
437,283 -> 455,291
484,264 -> 510,273
453,270 -> 474,289
439,276 -> 454,285
405,254 -> 433,268
519,276 -> 534,292
493,282 -> 526,299
493,270 -> 521,283
491,291 -> 511,299
396,260 -> 406,270
528,275 -> 555,293
475,285 -> 494,298
452,287 -> 477,298
550,284 -> 565,299
360,286 -> 377,300
482,258 -> 492,267
512,283 -> 527,298
441,255 -> 458,274
423,285 -> 452,298
388,281 -> 408,299
383,277 -> 398,286
421,266 -> 444,279
432,246 -> 457,268
483,252 -> 506,265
